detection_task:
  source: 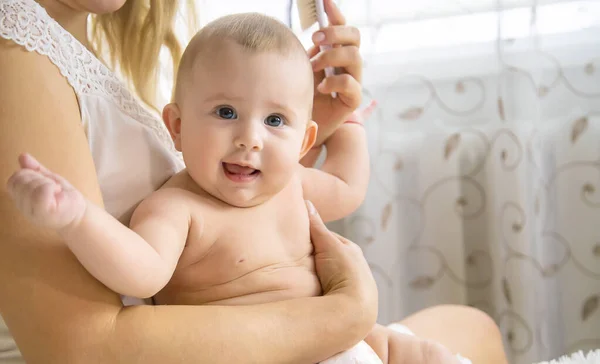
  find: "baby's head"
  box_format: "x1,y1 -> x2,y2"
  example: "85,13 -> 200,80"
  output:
163,13 -> 317,208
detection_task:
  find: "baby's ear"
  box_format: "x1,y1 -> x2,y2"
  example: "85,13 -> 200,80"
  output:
162,103 -> 183,151
299,120 -> 318,158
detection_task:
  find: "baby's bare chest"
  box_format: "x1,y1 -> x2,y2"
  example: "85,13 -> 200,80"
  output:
176,189 -> 313,285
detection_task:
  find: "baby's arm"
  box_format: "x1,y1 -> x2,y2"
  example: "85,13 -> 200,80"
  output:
66,189 -> 190,298
6,154 -> 190,298
300,122 -> 369,222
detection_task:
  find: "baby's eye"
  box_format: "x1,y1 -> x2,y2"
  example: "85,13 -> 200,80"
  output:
264,114 -> 284,127
216,106 -> 237,119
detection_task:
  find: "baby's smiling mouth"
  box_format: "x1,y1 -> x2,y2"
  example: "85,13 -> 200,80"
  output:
222,162 -> 261,182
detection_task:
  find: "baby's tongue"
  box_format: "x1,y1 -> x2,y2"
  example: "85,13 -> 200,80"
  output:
224,163 -> 256,175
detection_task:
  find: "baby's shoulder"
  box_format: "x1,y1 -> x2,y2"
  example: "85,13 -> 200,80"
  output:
150,186 -> 223,221
133,187 -> 198,218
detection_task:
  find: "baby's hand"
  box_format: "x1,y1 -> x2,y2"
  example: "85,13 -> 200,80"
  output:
6,153 -> 86,232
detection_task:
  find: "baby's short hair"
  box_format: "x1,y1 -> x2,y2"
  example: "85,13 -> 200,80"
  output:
174,13 -> 313,101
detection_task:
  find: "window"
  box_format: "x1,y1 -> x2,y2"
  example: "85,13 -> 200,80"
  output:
190,0 -> 600,53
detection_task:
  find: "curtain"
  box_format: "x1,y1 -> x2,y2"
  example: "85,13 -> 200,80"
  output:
326,1 -> 600,363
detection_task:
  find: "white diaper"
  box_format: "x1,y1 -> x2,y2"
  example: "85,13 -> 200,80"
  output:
319,340 -> 383,364
319,324 -> 473,364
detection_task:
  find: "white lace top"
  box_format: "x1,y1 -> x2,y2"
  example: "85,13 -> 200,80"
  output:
0,0 -> 184,361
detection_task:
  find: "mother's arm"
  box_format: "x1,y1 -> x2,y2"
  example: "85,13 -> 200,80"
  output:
0,42 -> 373,364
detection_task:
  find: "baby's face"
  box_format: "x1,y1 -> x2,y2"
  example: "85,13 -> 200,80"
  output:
171,41 -> 315,207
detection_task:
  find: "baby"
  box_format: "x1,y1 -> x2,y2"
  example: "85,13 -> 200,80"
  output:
6,13 -> 466,364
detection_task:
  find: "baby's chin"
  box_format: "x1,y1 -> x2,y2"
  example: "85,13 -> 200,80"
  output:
212,189 -> 274,208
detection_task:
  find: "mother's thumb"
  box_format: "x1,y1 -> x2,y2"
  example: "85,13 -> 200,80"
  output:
306,200 -> 333,250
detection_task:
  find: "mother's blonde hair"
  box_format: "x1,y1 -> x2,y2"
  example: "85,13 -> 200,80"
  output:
90,0 -> 197,112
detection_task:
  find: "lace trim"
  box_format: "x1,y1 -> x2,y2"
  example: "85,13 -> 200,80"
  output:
0,0 -> 177,153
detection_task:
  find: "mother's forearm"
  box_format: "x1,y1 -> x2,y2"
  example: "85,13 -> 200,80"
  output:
107,295 -> 364,364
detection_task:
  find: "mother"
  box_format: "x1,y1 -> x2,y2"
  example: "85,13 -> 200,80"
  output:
0,0 -> 508,363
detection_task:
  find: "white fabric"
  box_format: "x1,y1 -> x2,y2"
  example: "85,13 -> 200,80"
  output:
319,324 -> 473,364
320,340 -> 383,364
329,3 -> 600,364
535,349 -> 600,364
0,0 -> 183,361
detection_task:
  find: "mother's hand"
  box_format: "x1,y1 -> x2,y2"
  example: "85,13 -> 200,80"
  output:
306,200 -> 377,332
309,0 -> 363,147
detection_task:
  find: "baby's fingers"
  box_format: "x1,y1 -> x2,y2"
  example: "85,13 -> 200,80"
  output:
7,169 -> 41,198
18,153 -> 72,188
19,153 -> 53,178
7,169 -> 55,212
18,153 -> 43,171
29,181 -> 60,216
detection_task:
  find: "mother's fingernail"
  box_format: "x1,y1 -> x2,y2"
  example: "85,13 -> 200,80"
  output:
306,200 -> 316,215
317,81 -> 326,92
313,31 -> 325,43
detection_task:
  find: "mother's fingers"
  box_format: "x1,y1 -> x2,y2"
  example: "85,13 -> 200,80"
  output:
306,201 -> 338,253
312,25 -> 361,48
311,45 -> 362,83
332,232 -> 358,247
307,45 -> 320,60
324,0 -> 346,26
316,74 -> 362,110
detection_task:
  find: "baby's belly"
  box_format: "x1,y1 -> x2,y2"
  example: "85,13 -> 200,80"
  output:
154,254 -> 322,306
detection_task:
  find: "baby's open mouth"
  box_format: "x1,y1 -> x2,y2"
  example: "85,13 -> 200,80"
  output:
222,163 -> 260,182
